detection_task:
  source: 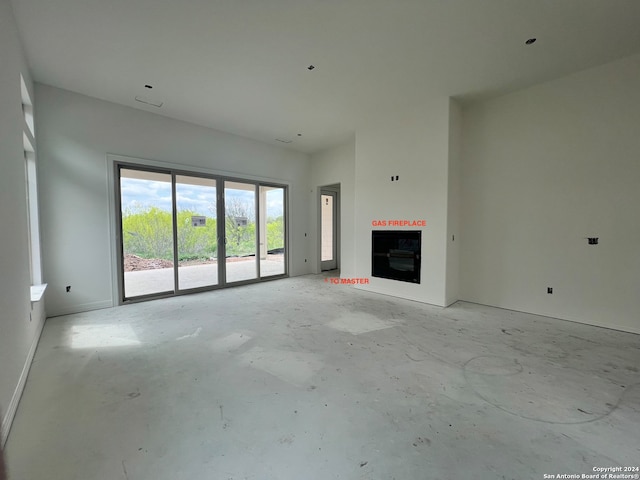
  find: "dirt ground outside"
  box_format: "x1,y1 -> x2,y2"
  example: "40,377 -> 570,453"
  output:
124,254 -> 283,272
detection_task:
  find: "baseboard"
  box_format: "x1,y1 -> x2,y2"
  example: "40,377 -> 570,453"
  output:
1,312 -> 46,447
545,314 -> 640,336
353,284 -> 447,308
456,300 -> 640,336
47,300 -> 113,318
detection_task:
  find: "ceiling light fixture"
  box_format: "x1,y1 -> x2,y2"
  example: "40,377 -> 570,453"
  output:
525,38 -> 537,45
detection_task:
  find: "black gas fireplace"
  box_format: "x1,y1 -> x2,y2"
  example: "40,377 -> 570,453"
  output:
371,230 -> 421,283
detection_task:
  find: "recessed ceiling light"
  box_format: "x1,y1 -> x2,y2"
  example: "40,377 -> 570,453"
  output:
525,38 -> 537,45
144,84 -> 153,89
307,65 -> 315,71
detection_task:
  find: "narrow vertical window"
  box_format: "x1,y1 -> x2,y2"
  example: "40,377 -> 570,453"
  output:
21,74 -> 44,294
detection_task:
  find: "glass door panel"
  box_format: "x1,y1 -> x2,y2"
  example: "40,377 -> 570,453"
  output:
120,168 -> 175,298
224,181 -> 257,283
176,175 -> 218,290
259,186 -> 285,277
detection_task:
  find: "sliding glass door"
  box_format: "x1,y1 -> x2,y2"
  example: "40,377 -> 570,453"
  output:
116,163 -> 286,302
259,185 -> 286,277
120,168 -> 175,298
224,181 -> 257,283
176,175 -> 218,290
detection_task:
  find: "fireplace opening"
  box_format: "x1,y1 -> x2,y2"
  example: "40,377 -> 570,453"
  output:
371,230 -> 421,283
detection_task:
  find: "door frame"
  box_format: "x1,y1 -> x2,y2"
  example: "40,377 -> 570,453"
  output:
115,164 -> 178,302
110,155 -> 289,305
318,184 -> 340,272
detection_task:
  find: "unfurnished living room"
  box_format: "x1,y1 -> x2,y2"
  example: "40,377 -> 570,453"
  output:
1,1 -> 640,479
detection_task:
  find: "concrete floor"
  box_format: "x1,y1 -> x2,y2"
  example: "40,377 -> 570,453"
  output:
6,274 -> 640,480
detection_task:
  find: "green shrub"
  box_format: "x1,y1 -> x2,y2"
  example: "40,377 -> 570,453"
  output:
122,206 -> 173,260
122,207 -> 284,259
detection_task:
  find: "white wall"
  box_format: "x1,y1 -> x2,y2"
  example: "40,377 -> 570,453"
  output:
0,0 -> 46,444
36,84 -> 312,317
354,98 -> 452,306
460,53 -> 640,334
310,138 -> 356,277
445,99 -> 462,306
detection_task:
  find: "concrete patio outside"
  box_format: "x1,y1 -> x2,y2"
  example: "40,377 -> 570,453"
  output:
124,257 -> 285,297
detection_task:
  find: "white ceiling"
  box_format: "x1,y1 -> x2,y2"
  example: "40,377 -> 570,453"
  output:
11,0 -> 640,154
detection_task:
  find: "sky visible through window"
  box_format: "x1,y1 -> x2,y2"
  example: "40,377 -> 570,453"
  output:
120,178 -> 284,217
